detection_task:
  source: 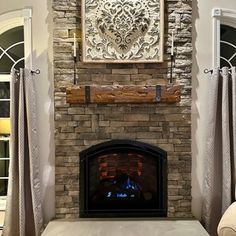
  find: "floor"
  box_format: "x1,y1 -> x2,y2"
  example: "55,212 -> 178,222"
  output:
42,219 -> 209,236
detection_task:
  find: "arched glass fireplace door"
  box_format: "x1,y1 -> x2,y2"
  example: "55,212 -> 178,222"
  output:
79,139 -> 167,217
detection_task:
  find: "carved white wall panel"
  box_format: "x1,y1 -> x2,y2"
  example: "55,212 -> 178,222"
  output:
82,0 -> 164,63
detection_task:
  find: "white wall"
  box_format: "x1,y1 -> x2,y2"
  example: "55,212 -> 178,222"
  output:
0,0 -> 55,223
4,0 -> 236,224
192,0 -> 236,220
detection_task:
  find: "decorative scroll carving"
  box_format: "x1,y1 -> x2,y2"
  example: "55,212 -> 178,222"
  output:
82,0 -> 164,63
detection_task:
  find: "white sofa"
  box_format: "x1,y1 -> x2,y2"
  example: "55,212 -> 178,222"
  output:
218,202 -> 236,236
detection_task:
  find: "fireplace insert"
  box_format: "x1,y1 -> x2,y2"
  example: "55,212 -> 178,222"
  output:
79,139 -> 167,217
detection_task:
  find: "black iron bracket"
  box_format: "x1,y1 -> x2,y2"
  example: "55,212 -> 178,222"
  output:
156,85 -> 162,102
73,56 -> 77,84
85,86 -> 91,103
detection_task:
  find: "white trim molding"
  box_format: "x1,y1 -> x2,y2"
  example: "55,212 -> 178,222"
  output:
0,75 -> 11,82
0,8 -> 32,70
212,8 -> 236,68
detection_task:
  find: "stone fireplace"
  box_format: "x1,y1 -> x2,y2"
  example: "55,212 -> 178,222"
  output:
53,0 -> 192,219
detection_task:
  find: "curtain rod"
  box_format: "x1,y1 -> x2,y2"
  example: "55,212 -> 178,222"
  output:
204,68 -> 232,74
14,69 -> 40,75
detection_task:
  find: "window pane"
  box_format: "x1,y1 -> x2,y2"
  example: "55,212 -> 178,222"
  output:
230,57 -> 236,66
0,179 -> 8,196
220,58 -> 230,68
0,26 -> 24,49
221,25 -> 236,45
220,43 -> 235,61
0,55 -> 14,73
0,141 -> 9,158
0,82 -> 10,99
14,59 -> 25,70
8,43 -> 24,62
0,101 -> 10,117
0,26 -> 24,74
0,160 -> 9,178
220,24 -> 236,67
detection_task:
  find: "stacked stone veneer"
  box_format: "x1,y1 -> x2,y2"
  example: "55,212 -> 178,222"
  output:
53,0 -> 192,218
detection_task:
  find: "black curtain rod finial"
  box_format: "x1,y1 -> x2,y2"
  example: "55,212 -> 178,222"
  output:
204,69 -> 213,74
31,69 -> 40,75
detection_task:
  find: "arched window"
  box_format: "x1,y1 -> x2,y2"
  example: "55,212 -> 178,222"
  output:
0,26 -> 24,73
0,9 -> 32,221
212,8 -> 236,68
220,25 -> 236,67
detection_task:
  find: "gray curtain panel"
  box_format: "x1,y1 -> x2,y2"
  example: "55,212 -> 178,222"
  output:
3,69 -> 43,236
202,67 -> 236,236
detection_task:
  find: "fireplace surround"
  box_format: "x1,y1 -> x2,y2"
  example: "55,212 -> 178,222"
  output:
54,0 -> 192,219
79,139 -> 167,217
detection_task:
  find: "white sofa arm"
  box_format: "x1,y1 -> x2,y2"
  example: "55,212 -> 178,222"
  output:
218,202 -> 236,236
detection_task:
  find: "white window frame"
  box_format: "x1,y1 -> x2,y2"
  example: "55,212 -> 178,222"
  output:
0,9 -> 32,210
0,136 -> 10,211
0,8 -> 32,79
212,8 -> 236,68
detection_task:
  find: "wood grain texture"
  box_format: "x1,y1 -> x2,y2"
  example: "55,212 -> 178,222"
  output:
66,85 -> 181,104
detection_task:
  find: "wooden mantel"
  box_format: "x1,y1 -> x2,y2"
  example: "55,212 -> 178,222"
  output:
66,85 -> 181,104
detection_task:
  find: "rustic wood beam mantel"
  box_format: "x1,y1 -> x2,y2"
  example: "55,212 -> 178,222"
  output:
66,85 -> 181,104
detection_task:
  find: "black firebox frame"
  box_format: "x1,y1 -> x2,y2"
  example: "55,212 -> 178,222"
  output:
79,139 -> 167,218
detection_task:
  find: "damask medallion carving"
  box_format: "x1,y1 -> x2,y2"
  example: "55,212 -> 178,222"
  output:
82,0 -> 164,63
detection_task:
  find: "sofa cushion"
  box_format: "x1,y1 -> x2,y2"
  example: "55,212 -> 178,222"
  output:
218,202 -> 236,236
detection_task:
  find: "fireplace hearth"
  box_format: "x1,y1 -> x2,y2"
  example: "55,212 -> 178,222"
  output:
79,139 -> 167,217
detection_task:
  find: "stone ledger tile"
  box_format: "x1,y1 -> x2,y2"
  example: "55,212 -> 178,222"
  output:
53,0 -> 192,219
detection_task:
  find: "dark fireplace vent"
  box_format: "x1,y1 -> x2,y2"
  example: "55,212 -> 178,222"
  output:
79,139 -> 167,217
